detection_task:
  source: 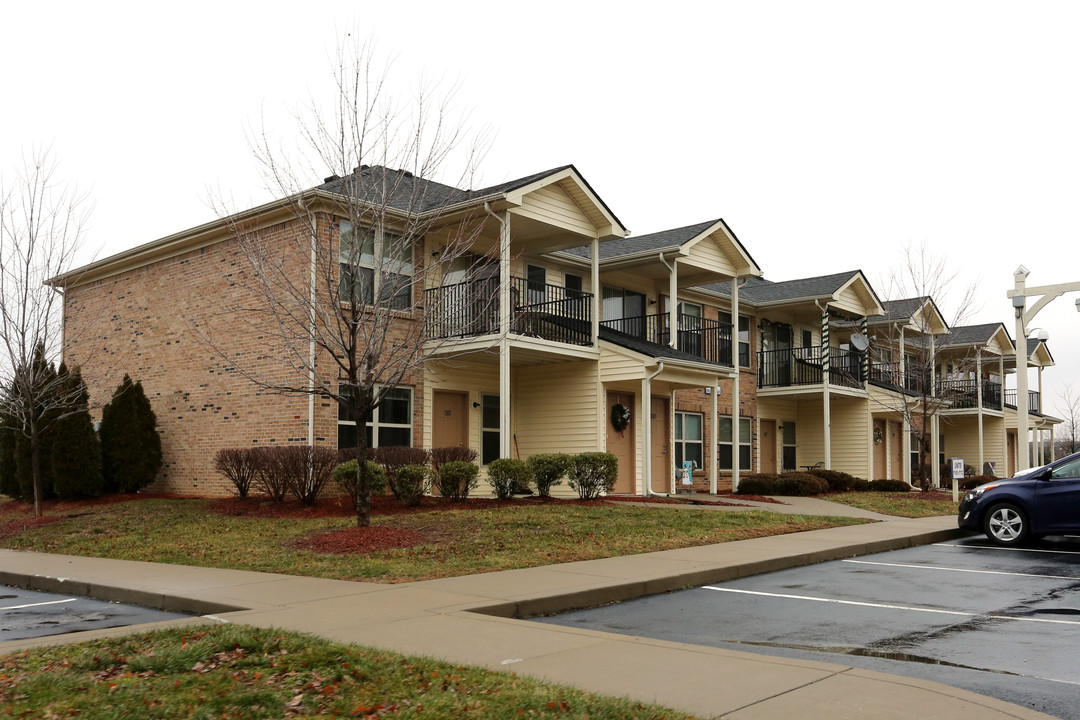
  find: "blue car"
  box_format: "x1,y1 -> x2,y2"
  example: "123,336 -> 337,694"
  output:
957,450 -> 1080,546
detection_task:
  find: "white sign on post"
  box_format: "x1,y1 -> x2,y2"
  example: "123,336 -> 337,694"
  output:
950,457 -> 964,503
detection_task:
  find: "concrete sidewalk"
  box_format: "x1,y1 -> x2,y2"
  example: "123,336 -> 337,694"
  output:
0,513 -> 1054,719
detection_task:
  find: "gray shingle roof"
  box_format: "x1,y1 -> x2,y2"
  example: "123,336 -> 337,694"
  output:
561,219 -> 722,260
598,326 -> 723,365
700,270 -> 866,305
316,164 -> 626,232
870,297 -> 932,325
940,323 -> 1010,348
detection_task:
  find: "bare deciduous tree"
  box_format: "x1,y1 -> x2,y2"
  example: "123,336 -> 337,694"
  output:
1054,382 -> 1080,457
204,39 -> 496,526
872,242 -> 979,491
0,150 -> 92,515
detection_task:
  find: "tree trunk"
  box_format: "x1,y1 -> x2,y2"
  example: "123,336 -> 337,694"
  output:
352,387 -> 374,527
30,420 -> 42,517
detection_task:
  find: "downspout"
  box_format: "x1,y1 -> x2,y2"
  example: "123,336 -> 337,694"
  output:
643,361 -> 665,497
299,198 -> 317,448
659,253 -> 677,348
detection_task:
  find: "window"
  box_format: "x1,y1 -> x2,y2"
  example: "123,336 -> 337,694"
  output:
802,329 -> 813,348
674,412 -> 703,471
782,421 -> 797,471
339,221 -> 414,310
526,265 -> 546,305
482,394 -> 500,465
564,273 -> 583,296
738,316 -> 751,367
602,286 -> 646,337
337,385 -> 413,449
1051,456 -> 1080,479
719,416 -> 752,470
664,299 -> 703,355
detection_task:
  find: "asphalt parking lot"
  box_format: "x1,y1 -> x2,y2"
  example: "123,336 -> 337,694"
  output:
0,585 -> 191,642
536,535 -> 1080,720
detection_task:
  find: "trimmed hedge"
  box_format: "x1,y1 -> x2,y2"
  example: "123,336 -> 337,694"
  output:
567,452 -> 618,500
809,469 -> 861,493
867,479 -> 912,492
527,453 -> 570,497
486,458 -> 533,499
432,460 -> 480,501
391,464 -> 429,507
332,459 -> 387,501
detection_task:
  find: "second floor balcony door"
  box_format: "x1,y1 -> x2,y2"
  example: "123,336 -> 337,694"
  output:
760,321 -> 793,386
602,286 -> 647,339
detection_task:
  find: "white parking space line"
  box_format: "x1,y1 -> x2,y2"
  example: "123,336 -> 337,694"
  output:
701,587 -> 1080,626
0,598 -> 77,611
843,559 -> 1079,581
934,542 -> 1080,556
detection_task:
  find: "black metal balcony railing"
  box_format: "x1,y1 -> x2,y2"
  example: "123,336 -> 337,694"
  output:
937,379 -> 1003,410
422,275 -> 592,346
869,361 -> 933,394
1004,389 -> 1042,414
758,347 -> 864,389
600,313 -> 733,366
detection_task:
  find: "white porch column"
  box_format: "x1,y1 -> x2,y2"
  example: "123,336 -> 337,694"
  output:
731,278 -> 741,491
499,211 -> 512,459
1050,426 -> 1056,462
710,378 -> 718,494
591,237 -> 600,345
1000,354 -> 1007,475
977,350 -> 984,472
821,305 -> 832,469
668,259 -> 679,349
641,381 -> 652,497
898,327 -> 906,386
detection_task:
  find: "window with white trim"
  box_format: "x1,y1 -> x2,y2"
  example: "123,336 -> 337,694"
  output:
337,385 -> 413,449
339,221 -> 414,310
481,394 -> 500,465
738,316 -> 751,367
674,412 -> 704,471
782,421 -> 797,471
719,416 -> 752,471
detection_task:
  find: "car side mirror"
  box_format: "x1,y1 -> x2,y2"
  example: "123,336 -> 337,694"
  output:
1033,468 -> 1053,481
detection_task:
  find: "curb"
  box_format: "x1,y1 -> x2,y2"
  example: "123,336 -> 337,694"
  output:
473,526 -> 966,618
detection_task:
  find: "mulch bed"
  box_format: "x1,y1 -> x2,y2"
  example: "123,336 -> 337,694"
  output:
0,515 -> 63,540
295,526 -> 427,554
608,495 -> 753,507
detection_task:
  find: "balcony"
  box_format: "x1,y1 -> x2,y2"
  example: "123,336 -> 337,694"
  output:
423,276 -> 592,346
600,313 -> 733,366
937,379 -> 1003,411
869,361 -> 933,394
759,347 -> 864,390
1004,389 -> 1042,414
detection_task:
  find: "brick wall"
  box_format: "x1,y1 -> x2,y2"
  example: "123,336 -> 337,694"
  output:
63,212 -> 423,496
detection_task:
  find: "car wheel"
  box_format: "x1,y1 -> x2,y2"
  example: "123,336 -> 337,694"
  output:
983,503 -> 1028,546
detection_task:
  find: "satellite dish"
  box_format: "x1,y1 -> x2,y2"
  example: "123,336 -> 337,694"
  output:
850,333 -> 870,352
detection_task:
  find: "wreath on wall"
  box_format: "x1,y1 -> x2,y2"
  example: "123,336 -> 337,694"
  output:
611,403 -> 631,433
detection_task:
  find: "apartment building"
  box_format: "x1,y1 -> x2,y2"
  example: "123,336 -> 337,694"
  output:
51,163 -> 1059,496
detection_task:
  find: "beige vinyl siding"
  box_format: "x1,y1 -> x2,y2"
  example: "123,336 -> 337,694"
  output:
513,183 -> 597,237
830,287 -> 870,316
599,346 -> 647,382
514,362 -> 600,458
830,396 -> 871,479
681,237 -> 738,276
795,401 -> 825,470
941,417 -> 980,473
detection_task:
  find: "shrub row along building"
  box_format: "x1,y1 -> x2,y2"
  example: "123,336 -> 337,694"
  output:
50,165 -> 1060,496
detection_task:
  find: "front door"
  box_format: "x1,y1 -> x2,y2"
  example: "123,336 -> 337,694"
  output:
872,419 -> 886,480
607,392 -> 635,494
432,391 -> 468,450
651,397 -> 670,493
760,419 -> 777,474
889,421 -> 903,481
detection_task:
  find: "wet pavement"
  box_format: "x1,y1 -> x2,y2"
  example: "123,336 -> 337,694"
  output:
0,585 -> 191,641
536,535 -> 1080,720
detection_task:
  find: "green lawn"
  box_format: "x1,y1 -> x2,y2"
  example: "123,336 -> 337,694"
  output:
0,496 -> 866,582
824,491 -> 959,518
0,624 -> 699,719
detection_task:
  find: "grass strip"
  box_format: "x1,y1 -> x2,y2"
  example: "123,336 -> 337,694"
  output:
824,491 -> 959,518
0,623 -> 699,719
0,498 -> 866,582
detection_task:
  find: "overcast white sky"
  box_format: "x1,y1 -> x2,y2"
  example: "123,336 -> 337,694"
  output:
3,1 -> 1078,421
